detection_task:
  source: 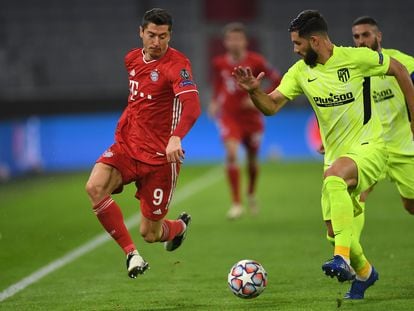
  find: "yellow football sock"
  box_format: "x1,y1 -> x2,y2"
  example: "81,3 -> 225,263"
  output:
355,261 -> 372,281
349,204 -> 372,280
322,176 -> 353,259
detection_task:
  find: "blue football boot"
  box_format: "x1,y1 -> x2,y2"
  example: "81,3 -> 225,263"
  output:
322,255 -> 356,282
344,267 -> 379,299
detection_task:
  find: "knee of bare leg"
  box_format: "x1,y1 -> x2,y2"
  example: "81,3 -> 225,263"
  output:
85,182 -> 109,206
85,181 -> 96,197
85,181 -> 101,199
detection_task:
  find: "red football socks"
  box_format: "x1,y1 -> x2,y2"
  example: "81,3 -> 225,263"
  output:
160,219 -> 185,242
227,164 -> 241,204
93,195 -> 135,254
248,162 -> 258,195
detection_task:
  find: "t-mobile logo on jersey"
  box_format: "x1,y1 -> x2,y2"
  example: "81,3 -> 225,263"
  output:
129,80 -> 153,101
129,80 -> 139,100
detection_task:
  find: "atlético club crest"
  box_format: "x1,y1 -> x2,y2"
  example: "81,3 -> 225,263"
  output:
337,68 -> 350,82
150,70 -> 159,82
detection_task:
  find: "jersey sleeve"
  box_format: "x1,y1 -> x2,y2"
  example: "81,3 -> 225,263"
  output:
387,49 -> 414,76
171,91 -> 201,139
276,61 -> 303,100
169,58 -> 198,96
353,47 -> 390,77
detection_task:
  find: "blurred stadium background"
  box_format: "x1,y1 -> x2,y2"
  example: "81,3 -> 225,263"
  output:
1,0 -> 413,178
2,1 -> 414,309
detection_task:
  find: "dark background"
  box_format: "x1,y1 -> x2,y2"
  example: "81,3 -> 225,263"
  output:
1,0 -> 413,118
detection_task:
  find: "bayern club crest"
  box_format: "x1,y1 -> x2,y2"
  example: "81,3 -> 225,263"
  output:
150,70 -> 159,81
102,150 -> 114,158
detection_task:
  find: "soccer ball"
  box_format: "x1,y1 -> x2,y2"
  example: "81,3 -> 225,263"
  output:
227,259 -> 267,299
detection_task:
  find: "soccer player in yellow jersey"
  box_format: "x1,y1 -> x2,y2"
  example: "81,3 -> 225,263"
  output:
233,9 -> 414,289
332,16 -> 414,299
352,16 -> 414,213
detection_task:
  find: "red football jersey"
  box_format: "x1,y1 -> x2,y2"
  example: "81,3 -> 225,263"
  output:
212,51 -> 281,122
115,47 -> 198,165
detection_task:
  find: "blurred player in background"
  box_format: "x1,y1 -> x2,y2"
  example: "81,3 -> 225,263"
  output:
334,16 -> 414,299
352,16 -> 414,214
85,8 -> 201,279
233,9 -> 414,291
209,22 -> 281,219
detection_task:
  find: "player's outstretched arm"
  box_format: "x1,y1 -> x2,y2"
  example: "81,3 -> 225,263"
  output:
388,57 -> 414,136
166,91 -> 201,163
232,66 -> 288,116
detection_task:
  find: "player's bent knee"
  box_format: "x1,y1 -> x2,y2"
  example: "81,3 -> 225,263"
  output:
85,181 -> 107,203
85,181 -> 97,197
323,158 -> 358,184
323,167 -> 342,179
85,181 -> 101,196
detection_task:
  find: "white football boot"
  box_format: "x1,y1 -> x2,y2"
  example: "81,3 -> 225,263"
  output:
126,250 -> 149,278
227,204 -> 243,220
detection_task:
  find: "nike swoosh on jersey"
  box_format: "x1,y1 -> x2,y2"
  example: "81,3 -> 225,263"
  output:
307,77 -> 317,82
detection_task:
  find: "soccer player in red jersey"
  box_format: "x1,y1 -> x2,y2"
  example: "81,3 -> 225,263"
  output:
85,8 -> 201,278
208,23 -> 281,219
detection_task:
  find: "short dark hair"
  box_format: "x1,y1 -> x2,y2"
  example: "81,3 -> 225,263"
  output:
141,8 -> 173,31
288,10 -> 328,37
223,22 -> 247,36
352,16 -> 379,27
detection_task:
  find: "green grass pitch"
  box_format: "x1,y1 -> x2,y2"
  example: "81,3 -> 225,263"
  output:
0,162 -> 413,310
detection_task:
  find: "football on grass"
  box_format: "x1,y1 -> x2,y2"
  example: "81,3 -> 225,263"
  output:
227,259 -> 267,299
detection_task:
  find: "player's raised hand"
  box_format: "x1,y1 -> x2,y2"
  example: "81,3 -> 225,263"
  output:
232,66 -> 265,93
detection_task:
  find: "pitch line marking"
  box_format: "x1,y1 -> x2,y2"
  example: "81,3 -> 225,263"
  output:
0,166 -> 223,302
